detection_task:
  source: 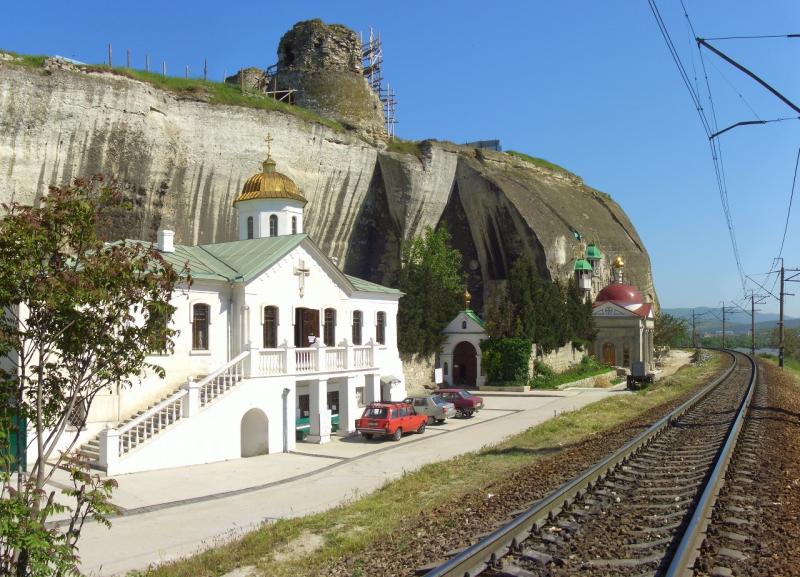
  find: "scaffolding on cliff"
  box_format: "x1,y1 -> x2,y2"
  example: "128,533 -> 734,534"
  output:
361,28 -> 396,138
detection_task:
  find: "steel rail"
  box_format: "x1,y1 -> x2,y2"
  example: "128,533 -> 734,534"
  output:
423,351 -> 739,577
664,352 -> 757,577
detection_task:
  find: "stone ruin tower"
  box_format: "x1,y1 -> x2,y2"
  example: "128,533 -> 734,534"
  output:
276,20 -> 386,137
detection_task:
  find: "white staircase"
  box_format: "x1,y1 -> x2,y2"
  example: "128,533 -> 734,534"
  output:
81,352 -> 248,471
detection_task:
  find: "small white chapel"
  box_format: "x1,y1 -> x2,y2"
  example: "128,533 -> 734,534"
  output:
43,140 -> 407,476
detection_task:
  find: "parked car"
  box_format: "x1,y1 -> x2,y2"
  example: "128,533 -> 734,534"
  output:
437,389 -> 484,417
355,401 -> 427,441
403,395 -> 456,424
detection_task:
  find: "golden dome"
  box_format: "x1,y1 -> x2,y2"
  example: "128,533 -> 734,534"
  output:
612,255 -> 625,268
234,157 -> 307,206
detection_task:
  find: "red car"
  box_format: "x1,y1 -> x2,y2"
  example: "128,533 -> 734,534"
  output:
437,389 -> 484,417
356,402 -> 427,441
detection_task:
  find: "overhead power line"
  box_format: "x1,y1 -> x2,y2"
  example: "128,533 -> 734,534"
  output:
777,148 -> 800,261
703,33 -> 800,41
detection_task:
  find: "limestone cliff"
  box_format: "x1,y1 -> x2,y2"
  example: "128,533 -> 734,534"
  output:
0,61 -> 656,314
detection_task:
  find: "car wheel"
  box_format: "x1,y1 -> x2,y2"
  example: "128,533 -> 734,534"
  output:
417,421 -> 426,434
392,428 -> 402,441
362,433 -> 373,440
436,418 -> 446,424
464,409 -> 474,418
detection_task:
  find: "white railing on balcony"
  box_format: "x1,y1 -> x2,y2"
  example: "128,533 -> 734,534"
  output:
199,351 -> 249,407
325,347 -> 347,370
353,346 -> 373,368
295,347 -> 316,373
259,349 -> 286,375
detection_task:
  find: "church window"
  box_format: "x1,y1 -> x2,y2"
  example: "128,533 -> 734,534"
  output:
352,310 -> 363,345
623,343 -> 631,367
461,320 -> 467,329
192,303 -> 210,350
443,362 -> 448,376
269,214 -> 278,237
376,311 -> 386,345
324,308 -> 336,346
247,216 -> 254,240
292,216 -> 297,235
263,306 -> 279,348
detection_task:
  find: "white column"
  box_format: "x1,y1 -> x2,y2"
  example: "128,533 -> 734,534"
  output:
338,376 -> 359,434
364,373 -> 380,404
307,378 -> 331,444
98,428 -> 119,471
181,378 -> 202,417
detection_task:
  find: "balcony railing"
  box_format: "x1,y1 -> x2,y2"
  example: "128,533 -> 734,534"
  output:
253,341 -> 380,377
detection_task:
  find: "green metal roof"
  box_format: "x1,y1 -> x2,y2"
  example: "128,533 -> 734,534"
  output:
574,258 -> 593,272
586,243 -> 602,260
345,275 -> 403,295
464,309 -> 486,327
127,235 -> 400,295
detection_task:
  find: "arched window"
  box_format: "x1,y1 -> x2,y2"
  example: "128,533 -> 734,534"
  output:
246,216 -> 254,240
461,320 -> 467,329
192,303 -> 210,350
376,311 -> 386,345
443,362 -> 449,376
269,214 -> 278,237
324,308 -> 336,346
292,216 -> 297,235
263,306 -> 279,348
352,310 -> 362,345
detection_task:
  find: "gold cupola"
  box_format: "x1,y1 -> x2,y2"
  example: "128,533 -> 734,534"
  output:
233,136 -> 307,206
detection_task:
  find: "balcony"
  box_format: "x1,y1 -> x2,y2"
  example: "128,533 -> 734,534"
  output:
253,341 -> 380,378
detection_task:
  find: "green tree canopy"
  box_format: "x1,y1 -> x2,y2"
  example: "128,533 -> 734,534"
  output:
396,227 -> 465,356
0,176 -> 181,576
654,312 -> 689,348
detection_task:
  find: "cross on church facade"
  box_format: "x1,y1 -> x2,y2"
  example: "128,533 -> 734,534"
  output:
265,133 -> 273,158
294,259 -> 310,297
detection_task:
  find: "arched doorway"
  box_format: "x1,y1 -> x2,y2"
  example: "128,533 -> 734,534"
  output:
602,342 -> 616,366
452,341 -> 477,386
240,408 -> 269,457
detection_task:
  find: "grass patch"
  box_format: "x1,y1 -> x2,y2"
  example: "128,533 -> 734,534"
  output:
759,353 -> 800,374
530,357 -> 613,390
0,50 -> 345,132
506,150 -> 574,176
136,353 -> 723,577
386,137 -> 423,159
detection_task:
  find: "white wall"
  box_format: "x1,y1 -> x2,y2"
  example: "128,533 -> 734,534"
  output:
237,198 -> 304,240
107,377 -> 295,475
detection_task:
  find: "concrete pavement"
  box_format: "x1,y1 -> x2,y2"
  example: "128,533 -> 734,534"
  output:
72,387 -> 623,575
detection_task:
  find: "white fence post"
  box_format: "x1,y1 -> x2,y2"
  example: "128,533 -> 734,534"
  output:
181,378 -> 201,417
345,339 -> 354,369
99,427 -> 120,471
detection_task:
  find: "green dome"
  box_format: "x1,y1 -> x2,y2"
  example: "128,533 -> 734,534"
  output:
574,258 -> 593,272
586,243 -> 602,260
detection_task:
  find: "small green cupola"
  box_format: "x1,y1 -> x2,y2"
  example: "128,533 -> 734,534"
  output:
574,258 -> 592,292
586,242 -> 602,265
573,259 -> 593,272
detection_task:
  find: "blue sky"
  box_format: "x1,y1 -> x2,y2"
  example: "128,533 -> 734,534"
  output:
2,1 -> 798,317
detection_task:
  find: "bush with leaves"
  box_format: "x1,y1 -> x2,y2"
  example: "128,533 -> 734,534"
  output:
0,176 -> 181,576
480,337 -> 532,384
396,227 -> 465,357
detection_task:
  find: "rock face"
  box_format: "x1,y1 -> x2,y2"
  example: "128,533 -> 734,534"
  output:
276,20 -> 385,136
0,61 -> 657,315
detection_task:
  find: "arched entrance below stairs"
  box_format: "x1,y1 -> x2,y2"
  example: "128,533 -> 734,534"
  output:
240,408 -> 269,457
452,341 -> 478,386
602,342 -> 616,366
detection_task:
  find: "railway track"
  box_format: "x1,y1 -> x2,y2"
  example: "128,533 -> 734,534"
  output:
421,350 -> 757,577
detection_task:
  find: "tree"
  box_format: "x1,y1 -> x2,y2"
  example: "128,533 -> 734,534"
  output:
396,227 -> 465,357
0,176 -> 181,576
654,312 -> 689,348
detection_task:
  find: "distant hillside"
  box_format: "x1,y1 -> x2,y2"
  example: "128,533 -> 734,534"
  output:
663,307 -> 800,335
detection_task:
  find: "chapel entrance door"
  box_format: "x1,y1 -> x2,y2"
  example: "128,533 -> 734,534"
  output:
452,341 -> 477,387
295,308 -> 320,347
602,342 -> 616,366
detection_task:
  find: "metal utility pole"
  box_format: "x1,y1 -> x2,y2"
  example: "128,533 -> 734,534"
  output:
691,309 -> 708,348
778,267 -> 800,368
751,294 -> 756,356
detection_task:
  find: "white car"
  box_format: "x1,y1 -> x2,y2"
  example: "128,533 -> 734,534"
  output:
403,395 -> 457,424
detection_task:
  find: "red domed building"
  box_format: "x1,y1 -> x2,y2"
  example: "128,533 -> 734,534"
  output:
591,256 -> 655,371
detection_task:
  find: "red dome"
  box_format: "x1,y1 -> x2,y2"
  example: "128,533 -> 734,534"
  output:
595,283 -> 643,304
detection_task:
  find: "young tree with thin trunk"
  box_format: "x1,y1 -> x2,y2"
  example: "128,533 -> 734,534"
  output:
0,176 -> 181,576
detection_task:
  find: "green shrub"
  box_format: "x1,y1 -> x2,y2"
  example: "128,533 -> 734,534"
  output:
530,356 -> 613,390
481,337 -> 532,384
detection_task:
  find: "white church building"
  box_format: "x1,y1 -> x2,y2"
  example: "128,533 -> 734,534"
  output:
42,146 -> 407,476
